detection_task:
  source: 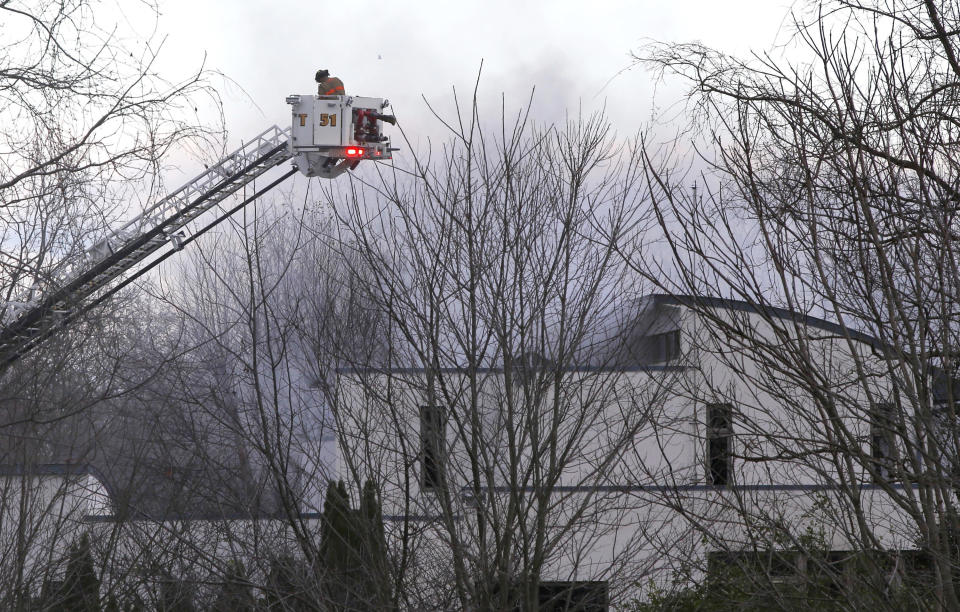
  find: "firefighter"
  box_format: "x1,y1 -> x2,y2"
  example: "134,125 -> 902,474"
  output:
315,69 -> 345,96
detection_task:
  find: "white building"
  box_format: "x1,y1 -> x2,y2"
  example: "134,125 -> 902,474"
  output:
0,294 -> 937,608
334,294 -> 932,609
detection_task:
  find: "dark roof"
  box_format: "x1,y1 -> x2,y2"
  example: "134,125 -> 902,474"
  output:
647,294 -> 883,350
339,365 -> 687,375
341,294 -> 886,375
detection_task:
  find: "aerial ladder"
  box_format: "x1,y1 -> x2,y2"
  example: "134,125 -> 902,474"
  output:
0,93 -> 396,369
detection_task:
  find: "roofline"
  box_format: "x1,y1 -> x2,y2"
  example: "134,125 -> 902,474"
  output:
337,365 -> 689,375
339,293 -> 885,377
0,463 -> 118,503
649,294 -> 883,350
83,511 -> 453,523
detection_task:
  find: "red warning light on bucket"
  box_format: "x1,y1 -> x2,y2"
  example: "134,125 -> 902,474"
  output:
345,147 -> 365,157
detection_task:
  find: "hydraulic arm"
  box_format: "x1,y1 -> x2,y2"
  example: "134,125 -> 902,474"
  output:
0,92 -> 395,368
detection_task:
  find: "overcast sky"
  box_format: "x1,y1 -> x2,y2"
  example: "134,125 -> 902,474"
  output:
154,0 -> 796,153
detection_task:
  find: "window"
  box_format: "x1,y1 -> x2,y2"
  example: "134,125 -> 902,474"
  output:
537,581 -> 608,612
707,402 -> 734,486
643,330 -> 680,363
630,329 -> 682,364
709,550 -> 802,585
658,329 -> 681,362
707,550 -> 844,596
870,402 -> 896,482
707,549 -> 934,603
420,405 -> 446,490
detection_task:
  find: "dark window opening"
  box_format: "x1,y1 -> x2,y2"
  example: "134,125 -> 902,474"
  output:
645,330 -> 681,363
708,550 -> 797,578
767,551 -> 800,579
628,328 -> 682,365
420,405 -> 446,490
537,581 -> 608,612
707,402 -> 733,486
707,549 -> 935,603
870,402 -> 896,482
813,551 -> 850,597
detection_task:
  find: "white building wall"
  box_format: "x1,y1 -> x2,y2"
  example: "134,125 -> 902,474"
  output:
333,299 -> 922,605
0,300 -> 915,607
0,470 -> 112,593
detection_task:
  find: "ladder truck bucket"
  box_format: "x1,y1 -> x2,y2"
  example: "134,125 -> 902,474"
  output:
286,94 -> 395,178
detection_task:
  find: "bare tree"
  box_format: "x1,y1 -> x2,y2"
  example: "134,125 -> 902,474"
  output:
0,0 -> 219,315
325,87 -> 677,610
0,0 -> 222,429
631,0 -> 960,607
99,191 -> 391,609
0,1 -> 224,606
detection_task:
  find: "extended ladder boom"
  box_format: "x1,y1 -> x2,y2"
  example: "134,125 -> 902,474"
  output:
0,126 -> 292,366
